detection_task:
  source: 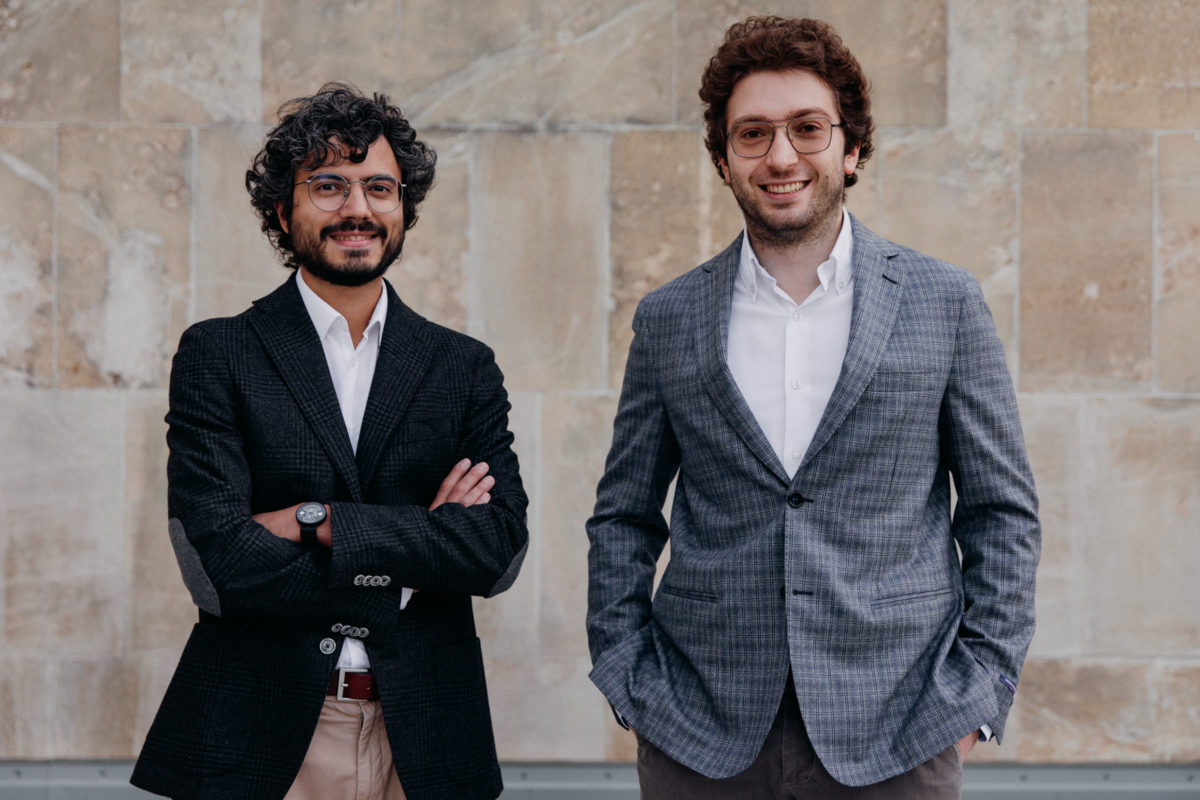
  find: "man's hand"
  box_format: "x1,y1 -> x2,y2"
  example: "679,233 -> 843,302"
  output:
957,730 -> 980,760
252,460 -> 494,547
430,459 -> 493,509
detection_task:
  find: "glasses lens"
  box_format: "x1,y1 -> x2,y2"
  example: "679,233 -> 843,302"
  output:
307,175 -> 350,211
786,118 -> 832,154
362,178 -> 402,214
730,122 -> 775,158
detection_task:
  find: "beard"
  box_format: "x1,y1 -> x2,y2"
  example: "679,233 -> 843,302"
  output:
290,220 -> 405,287
729,168 -> 845,251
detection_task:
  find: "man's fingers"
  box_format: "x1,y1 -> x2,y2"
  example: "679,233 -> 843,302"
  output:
445,461 -> 490,503
430,458 -> 472,509
459,475 -> 495,507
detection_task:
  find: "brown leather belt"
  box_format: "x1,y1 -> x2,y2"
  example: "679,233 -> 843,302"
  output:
327,668 -> 377,701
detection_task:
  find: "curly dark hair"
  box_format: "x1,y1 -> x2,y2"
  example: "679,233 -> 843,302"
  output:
246,82 -> 437,266
699,17 -> 874,190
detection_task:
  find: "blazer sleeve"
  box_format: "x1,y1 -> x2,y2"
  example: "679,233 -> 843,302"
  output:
165,323 -> 405,633
326,344 -> 529,599
585,300 -> 680,713
941,274 -> 1041,741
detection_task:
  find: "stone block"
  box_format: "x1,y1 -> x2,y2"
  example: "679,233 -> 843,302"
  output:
843,154 -> 879,232
472,391 -> 541,657
1011,660 -> 1151,761
485,655 -> 611,760
538,0 -> 673,125
1157,134 -> 1200,394
0,127 -> 55,387
398,0 -> 537,126
46,658 -> 137,758
0,657 -> 47,757
812,0 -> 946,128
1089,0 -> 1200,129
1017,396 -> 1084,660
127,391 -> 195,653
674,0 -> 814,126
1020,133 -> 1153,392
1151,663 -> 1200,761
1082,399 -> 1200,657
609,130 -> 742,389
948,0 -> 1086,128
1,391 -> 125,656
539,393 -> 618,657
391,131 -> 468,331
470,132 -> 607,392
56,126 -> 191,389
0,0 -> 119,122
879,130 -> 1019,362
122,0 -> 261,123
263,0 -> 400,122
194,125 -> 283,321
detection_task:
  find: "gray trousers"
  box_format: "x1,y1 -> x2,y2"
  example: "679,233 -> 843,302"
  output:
636,681 -> 962,800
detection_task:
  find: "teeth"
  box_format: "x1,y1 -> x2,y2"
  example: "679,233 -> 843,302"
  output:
765,181 -> 805,194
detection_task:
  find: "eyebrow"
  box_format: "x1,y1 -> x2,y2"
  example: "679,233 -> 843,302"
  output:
308,171 -> 400,182
729,108 -> 835,125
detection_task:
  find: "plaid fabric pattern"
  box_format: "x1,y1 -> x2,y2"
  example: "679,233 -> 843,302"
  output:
133,277 -> 527,800
587,217 -> 1040,786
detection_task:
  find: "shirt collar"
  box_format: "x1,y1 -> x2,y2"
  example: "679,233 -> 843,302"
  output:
737,208 -> 856,303
295,269 -> 388,344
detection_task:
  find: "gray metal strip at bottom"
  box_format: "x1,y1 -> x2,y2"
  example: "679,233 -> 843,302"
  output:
0,762 -> 1197,799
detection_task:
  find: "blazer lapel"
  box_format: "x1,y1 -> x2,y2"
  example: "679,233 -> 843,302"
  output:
354,281 -> 435,494
800,217 -> 905,469
247,278 -> 364,502
696,236 -> 790,485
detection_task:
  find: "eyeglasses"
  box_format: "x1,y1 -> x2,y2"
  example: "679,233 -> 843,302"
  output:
727,116 -> 843,158
299,173 -> 405,214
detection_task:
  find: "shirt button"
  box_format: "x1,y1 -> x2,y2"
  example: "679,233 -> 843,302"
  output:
319,638 -> 337,655
791,380 -> 801,390
349,356 -> 358,368
792,451 -> 802,461
792,309 -> 802,321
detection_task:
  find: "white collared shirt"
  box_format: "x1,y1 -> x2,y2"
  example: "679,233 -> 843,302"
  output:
726,209 -> 855,478
295,270 -> 411,670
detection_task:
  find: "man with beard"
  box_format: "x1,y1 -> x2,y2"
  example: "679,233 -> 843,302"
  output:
587,17 -> 1039,799
132,84 -> 528,800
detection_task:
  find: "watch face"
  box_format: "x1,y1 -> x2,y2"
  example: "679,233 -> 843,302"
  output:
296,503 -> 325,525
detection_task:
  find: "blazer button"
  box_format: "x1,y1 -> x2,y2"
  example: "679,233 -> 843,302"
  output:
331,623 -> 344,633
787,492 -> 807,508
381,576 -> 392,586
354,575 -> 364,586
319,638 -> 337,655
359,627 -> 369,638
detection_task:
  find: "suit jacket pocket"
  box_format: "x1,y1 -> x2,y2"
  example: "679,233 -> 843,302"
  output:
655,582 -> 719,604
404,416 -> 454,443
863,368 -> 941,394
871,586 -> 955,608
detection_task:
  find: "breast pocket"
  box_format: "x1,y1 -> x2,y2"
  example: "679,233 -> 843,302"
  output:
863,368 -> 941,394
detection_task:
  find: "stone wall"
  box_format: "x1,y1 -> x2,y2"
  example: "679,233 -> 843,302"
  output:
1,0 -> 1197,763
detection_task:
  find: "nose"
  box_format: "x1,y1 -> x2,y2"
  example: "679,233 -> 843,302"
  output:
339,181 -> 371,217
764,125 -> 799,170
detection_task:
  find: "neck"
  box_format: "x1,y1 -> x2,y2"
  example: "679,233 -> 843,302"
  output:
299,269 -> 383,346
747,210 -> 844,304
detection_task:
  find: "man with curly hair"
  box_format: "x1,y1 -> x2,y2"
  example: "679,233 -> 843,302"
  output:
132,83 -> 528,800
587,17 -> 1039,799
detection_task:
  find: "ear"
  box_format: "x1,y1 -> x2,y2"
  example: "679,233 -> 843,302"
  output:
843,143 -> 861,176
275,201 -> 289,234
718,155 -> 731,184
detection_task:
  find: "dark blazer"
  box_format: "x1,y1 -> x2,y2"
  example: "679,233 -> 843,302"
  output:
587,217 -> 1040,786
132,277 -> 528,800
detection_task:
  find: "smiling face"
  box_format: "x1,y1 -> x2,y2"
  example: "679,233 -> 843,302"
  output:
718,69 -> 859,252
277,135 -> 406,287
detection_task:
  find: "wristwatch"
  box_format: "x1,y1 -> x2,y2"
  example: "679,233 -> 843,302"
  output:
295,502 -> 327,547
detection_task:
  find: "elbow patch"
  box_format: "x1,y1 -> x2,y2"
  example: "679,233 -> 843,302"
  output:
485,539 -> 528,598
168,517 -> 222,617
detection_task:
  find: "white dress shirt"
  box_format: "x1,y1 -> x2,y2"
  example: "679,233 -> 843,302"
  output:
296,271 -> 412,670
726,209 -> 855,478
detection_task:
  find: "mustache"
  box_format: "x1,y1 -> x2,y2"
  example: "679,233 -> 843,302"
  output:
320,220 -> 386,238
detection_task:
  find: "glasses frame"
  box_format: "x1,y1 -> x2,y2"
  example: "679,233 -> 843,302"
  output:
299,173 -> 406,214
726,116 -> 844,159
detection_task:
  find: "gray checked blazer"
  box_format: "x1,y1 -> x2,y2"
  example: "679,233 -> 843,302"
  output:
586,216 -> 1040,786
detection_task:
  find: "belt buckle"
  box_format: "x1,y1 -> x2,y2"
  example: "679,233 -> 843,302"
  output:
335,667 -> 370,702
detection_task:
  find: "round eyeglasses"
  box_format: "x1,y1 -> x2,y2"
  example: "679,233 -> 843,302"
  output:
300,173 -> 406,214
727,116 -> 843,159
